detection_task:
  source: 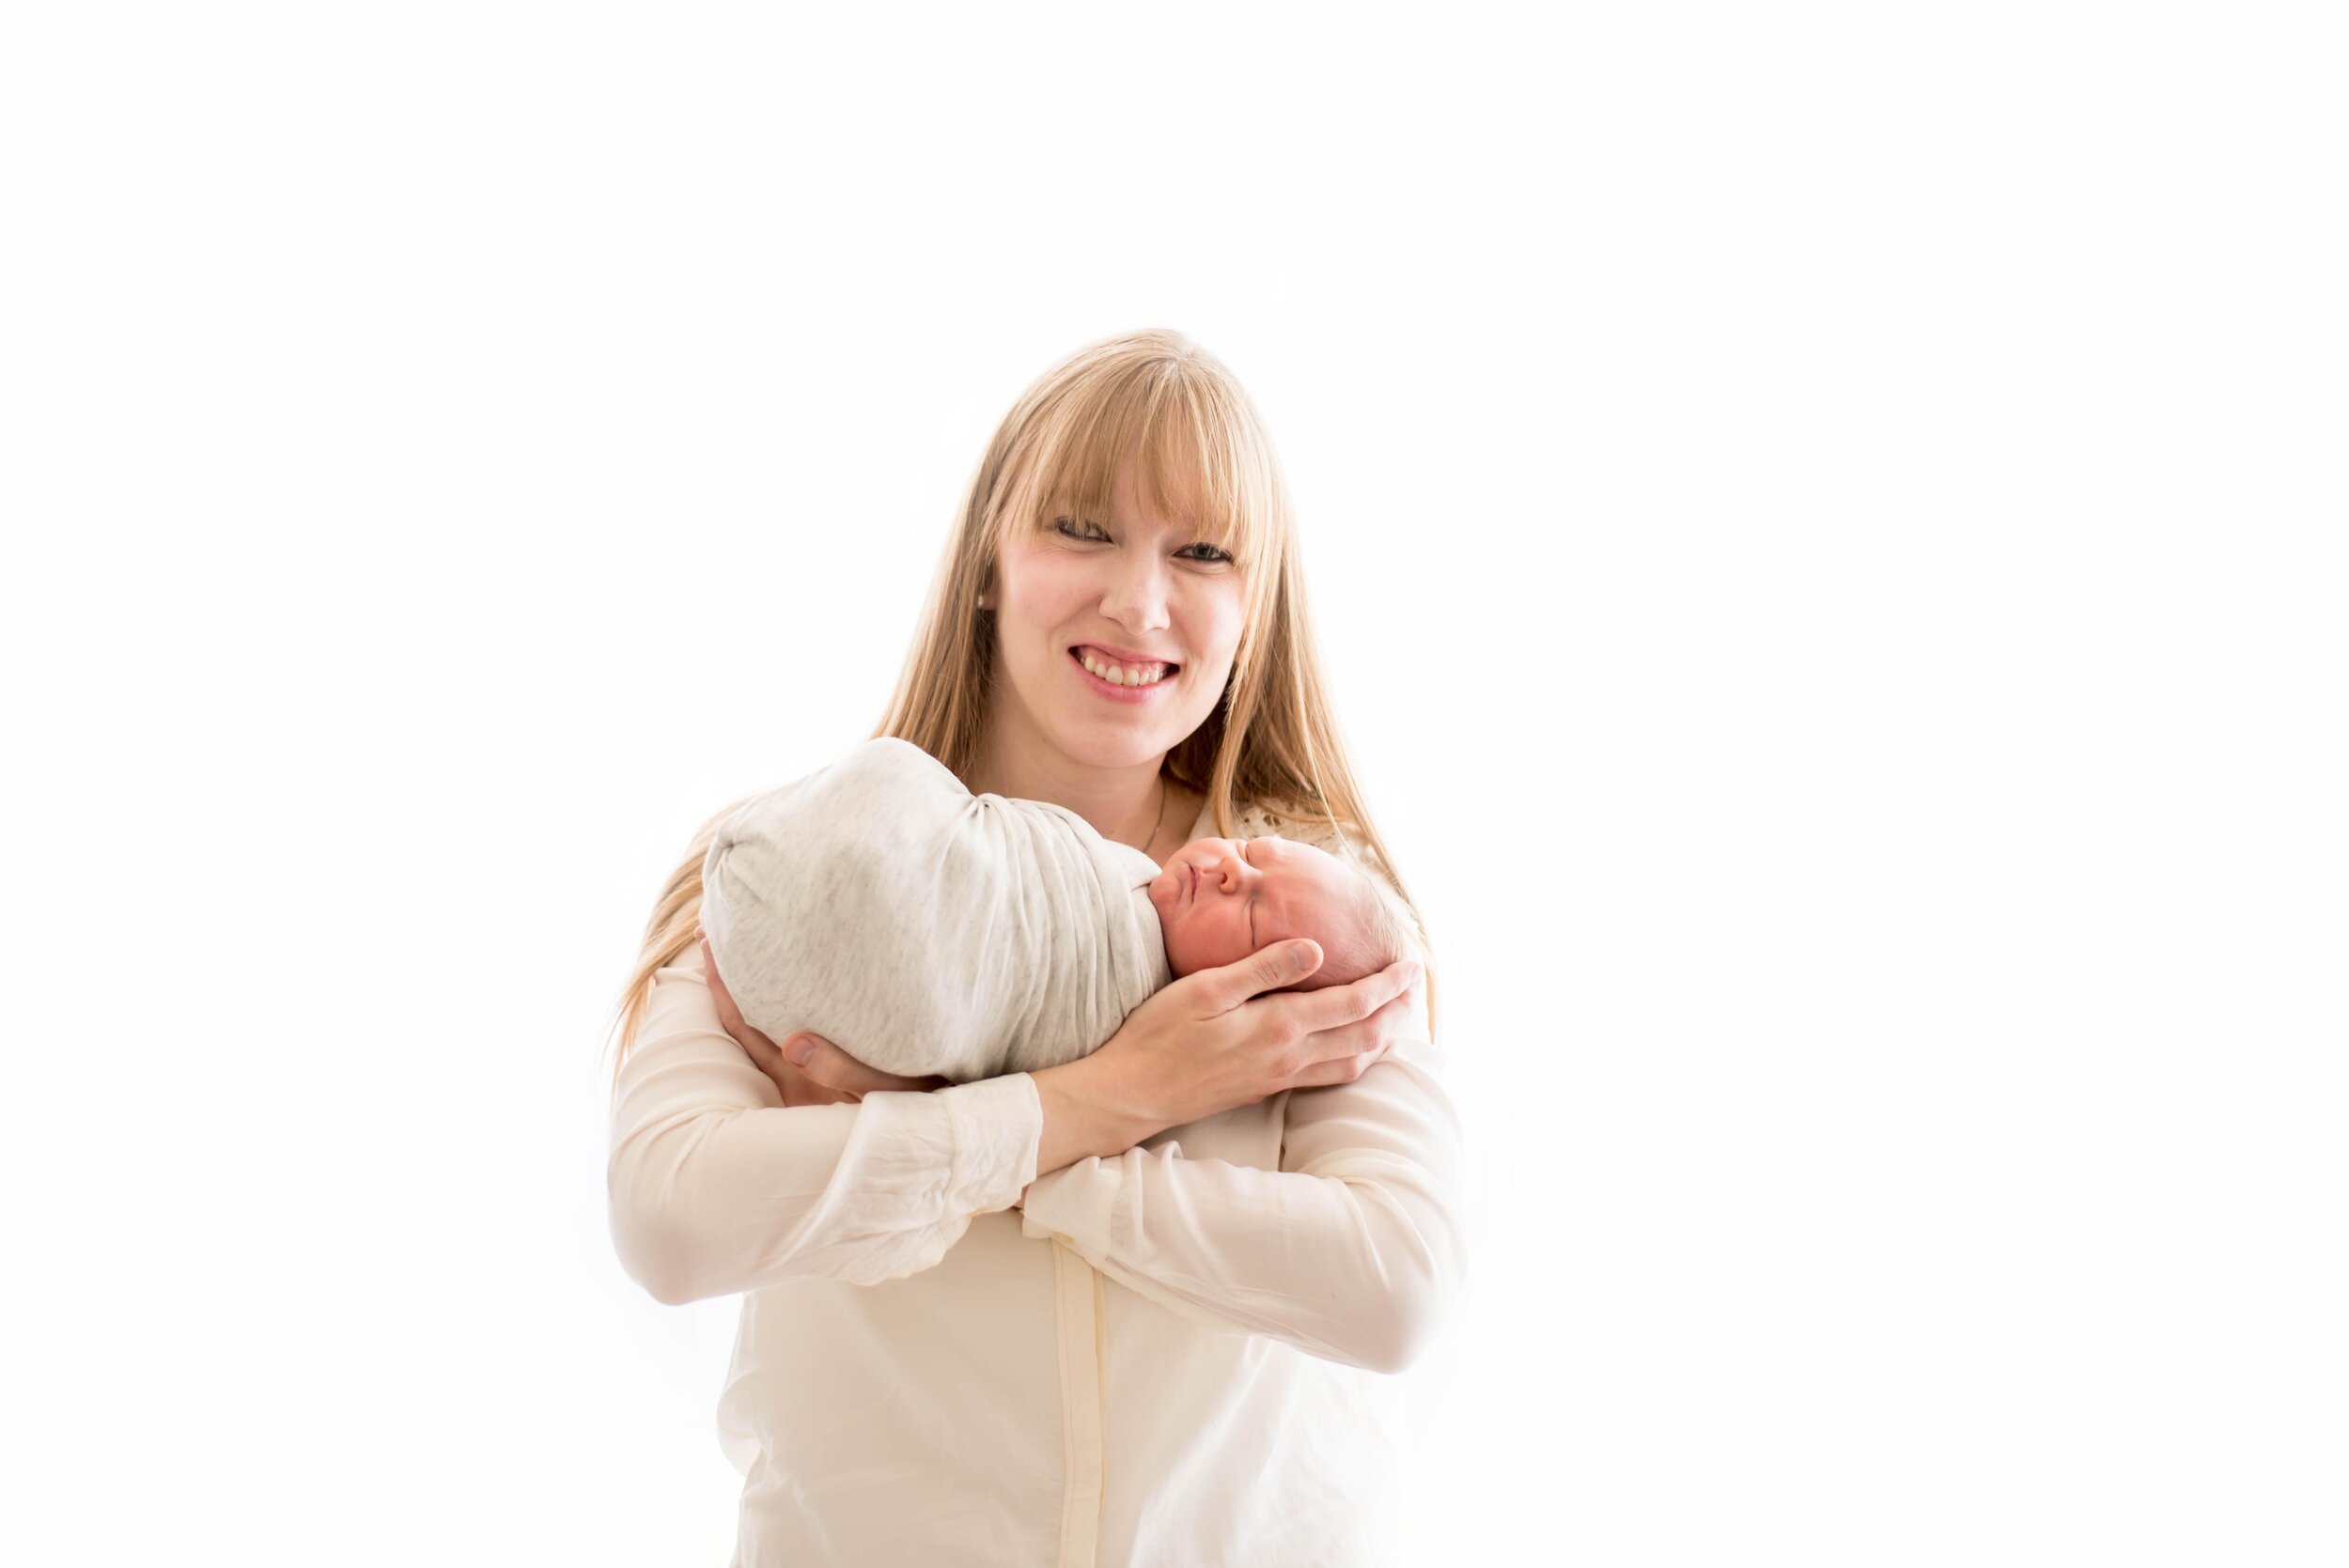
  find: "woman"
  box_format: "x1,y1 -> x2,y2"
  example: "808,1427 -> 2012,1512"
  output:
606,329 -> 1467,1567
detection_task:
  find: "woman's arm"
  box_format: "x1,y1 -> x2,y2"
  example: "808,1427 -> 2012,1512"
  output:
1029,1049 -> 1167,1178
606,941 -> 1046,1303
1014,973 -> 1466,1375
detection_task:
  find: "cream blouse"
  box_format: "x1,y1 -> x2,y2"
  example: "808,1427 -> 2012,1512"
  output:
607,798 -> 1470,1567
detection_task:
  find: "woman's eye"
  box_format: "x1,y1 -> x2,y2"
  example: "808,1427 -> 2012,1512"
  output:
1053,518 -> 1232,564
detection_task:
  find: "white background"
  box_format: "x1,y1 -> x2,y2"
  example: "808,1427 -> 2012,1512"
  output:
5,4 -> 2343,1563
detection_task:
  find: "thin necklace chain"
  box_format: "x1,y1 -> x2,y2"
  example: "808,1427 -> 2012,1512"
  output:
1119,774 -> 1170,855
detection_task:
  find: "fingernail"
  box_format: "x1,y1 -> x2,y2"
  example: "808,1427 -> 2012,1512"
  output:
785,1036 -> 815,1066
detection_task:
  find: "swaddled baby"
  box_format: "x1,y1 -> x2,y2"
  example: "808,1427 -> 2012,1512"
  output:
699,737 -> 1416,1084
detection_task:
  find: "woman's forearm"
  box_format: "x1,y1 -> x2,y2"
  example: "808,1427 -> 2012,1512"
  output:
1017,1035 -> 1469,1374
611,951 -> 1046,1299
1026,1051 -> 1167,1179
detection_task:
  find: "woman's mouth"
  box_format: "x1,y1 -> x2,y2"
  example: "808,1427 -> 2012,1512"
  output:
1070,646 -> 1178,704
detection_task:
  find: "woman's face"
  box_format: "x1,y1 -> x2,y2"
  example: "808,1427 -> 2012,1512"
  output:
984,458 -> 1247,784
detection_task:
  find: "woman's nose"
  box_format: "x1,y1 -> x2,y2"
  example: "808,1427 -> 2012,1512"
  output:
1101,552 -> 1172,631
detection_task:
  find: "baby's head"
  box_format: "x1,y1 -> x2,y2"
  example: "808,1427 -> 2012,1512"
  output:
1145,834 -> 1419,990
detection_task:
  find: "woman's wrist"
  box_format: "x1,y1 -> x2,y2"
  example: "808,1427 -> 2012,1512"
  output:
1027,1051 -> 1169,1179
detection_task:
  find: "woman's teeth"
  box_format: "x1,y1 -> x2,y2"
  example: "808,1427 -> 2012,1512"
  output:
1079,649 -> 1172,687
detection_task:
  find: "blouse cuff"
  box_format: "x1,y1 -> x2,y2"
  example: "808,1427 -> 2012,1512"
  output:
1017,1150 -> 1123,1252
939,1071 -> 1047,1217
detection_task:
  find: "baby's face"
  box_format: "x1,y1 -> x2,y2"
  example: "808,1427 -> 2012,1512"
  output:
1145,834 -> 1365,985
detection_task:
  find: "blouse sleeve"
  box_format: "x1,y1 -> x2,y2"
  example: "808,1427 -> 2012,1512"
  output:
607,941 -> 1045,1304
1015,822 -> 1468,1375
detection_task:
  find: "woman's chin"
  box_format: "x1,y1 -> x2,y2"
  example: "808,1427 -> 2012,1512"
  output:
1050,723 -> 1168,772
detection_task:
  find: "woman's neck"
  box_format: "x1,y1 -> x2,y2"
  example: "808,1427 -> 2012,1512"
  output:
962,732 -> 1189,858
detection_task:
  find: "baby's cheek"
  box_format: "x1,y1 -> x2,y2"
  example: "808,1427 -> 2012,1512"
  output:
1161,907 -> 1228,975
1159,905 -> 1198,970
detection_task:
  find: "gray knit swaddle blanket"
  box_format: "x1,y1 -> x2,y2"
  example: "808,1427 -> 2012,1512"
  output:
700,737 -> 1174,1084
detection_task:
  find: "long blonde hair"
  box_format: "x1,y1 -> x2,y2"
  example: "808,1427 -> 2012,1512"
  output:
605,328 -> 1439,1080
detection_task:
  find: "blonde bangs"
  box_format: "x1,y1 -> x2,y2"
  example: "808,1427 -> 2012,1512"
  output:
990,353 -> 1271,573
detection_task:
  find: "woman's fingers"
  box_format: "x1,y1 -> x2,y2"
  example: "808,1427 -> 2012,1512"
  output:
1284,1042 -> 1392,1089
1281,978 -> 1422,1090
786,1033 -> 950,1100
1282,958 -> 1423,1072
1298,955 -> 1422,1038
1198,939 -> 1324,1009
698,934 -> 853,1106
736,1017 -> 858,1107
697,932 -> 947,1103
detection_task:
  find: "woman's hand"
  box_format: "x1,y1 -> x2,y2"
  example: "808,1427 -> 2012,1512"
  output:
697,933 -> 951,1106
1096,939 -> 1425,1135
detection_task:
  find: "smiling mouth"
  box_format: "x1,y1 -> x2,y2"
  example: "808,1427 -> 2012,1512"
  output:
1070,646 -> 1180,685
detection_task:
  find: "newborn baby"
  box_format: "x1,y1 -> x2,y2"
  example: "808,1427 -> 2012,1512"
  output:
699,737 -> 1416,1084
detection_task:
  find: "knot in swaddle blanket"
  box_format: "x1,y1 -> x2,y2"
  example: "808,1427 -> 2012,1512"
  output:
700,737 -> 1174,1083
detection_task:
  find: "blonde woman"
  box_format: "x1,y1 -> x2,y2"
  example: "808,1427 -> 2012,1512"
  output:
606,329 -> 1467,1567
